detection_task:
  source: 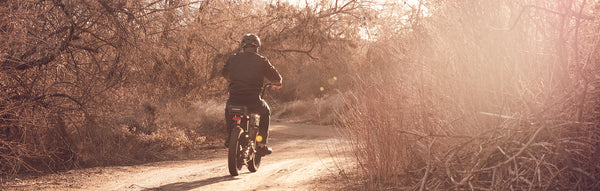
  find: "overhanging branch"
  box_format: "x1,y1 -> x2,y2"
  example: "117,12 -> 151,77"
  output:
266,46 -> 318,60
490,4 -> 597,31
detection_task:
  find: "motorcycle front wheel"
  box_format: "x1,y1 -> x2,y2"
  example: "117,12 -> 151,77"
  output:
247,145 -> 261,172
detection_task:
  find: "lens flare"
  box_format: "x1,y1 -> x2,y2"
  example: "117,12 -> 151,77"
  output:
328,76 -> 338,85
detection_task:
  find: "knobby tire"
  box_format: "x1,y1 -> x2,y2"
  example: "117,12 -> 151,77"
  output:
228,127 -> 243,176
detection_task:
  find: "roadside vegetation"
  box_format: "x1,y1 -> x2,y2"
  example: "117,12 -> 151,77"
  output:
0,0 -> 358,178
1,0 -> 600,190
336,0 -> 600,190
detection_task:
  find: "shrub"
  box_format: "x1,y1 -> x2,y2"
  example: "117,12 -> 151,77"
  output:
337,0 -> 600,189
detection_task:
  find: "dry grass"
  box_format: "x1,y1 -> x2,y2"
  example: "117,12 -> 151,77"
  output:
339,81 -> 600,190
273,94 -> 345,125
64,100 -> 226,167
335,0 -> 600,190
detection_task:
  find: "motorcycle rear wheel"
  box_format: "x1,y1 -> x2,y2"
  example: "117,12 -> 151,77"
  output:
228,127 -> 244,176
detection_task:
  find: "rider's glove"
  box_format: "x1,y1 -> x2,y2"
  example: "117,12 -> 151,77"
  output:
272,82 -> 282,90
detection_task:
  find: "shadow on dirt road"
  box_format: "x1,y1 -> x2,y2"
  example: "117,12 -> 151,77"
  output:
141,174 -> 240,191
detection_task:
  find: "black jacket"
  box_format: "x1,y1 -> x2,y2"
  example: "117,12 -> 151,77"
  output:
222,52 -> 282,104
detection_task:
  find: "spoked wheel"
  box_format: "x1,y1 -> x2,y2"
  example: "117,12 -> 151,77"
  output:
247,127 -> 261,172
228,127 -> 244,176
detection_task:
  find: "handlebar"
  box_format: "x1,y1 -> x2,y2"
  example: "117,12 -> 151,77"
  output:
260,82 -> 281,99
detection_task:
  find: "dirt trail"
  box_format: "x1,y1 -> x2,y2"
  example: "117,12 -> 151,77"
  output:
2,123 -> 349,191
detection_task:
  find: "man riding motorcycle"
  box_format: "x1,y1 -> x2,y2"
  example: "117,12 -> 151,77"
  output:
222,33 -> 282,156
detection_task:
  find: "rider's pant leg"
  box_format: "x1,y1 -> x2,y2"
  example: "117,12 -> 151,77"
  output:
257,100 -> 270,144
224,100 -> 233,141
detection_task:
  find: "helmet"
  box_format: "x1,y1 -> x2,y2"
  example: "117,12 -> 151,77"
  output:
240,33 -> 261,48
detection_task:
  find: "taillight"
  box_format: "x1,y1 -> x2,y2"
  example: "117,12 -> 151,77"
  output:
232,117 -> 241,120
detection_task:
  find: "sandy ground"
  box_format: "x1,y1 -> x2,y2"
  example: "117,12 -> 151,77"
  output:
1,122 -> 352,191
